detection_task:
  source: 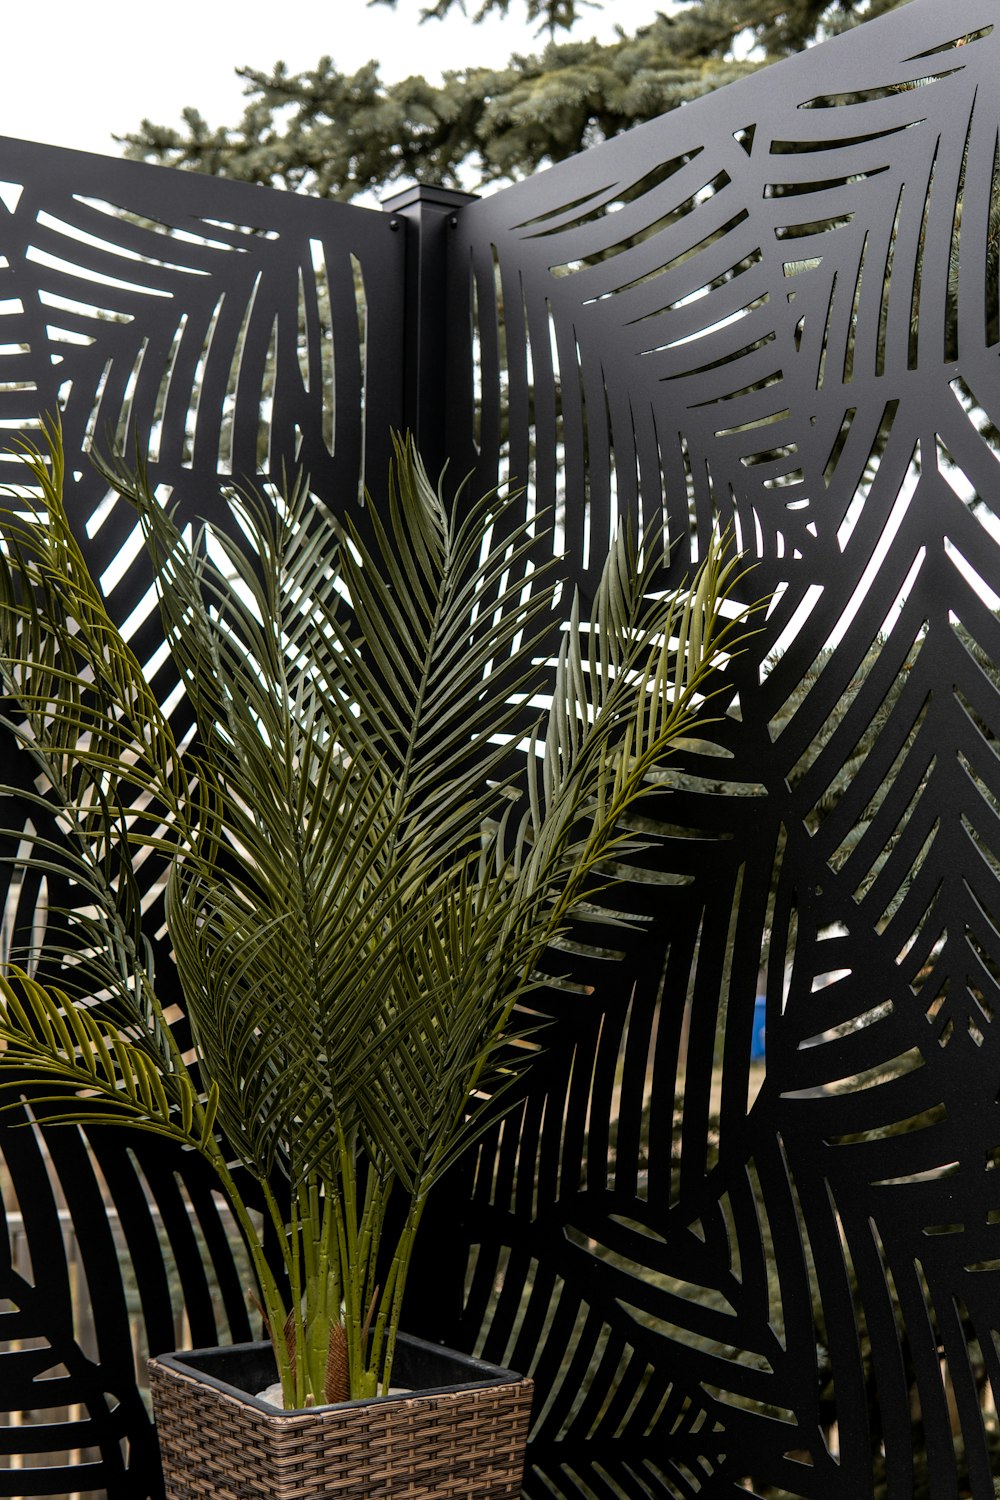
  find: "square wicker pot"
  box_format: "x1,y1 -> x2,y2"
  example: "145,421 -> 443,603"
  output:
148,1333 -> 533,1500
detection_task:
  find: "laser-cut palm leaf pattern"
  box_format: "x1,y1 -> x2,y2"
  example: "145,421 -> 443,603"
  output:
0,140 -> 405,1495
433,1 -> 1000,1493
0,1113 -> 252,1498
2,2 -> 1000,1493
0,135 -> 403,559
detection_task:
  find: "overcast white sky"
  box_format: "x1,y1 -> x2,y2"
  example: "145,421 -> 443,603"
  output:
0,0 -> 659,163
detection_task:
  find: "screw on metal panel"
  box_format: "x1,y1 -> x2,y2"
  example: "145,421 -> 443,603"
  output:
389,219 -> 400,230
449,215 -> 458,227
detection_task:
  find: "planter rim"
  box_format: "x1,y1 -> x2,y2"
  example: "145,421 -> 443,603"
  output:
150,1332 -> 526,1418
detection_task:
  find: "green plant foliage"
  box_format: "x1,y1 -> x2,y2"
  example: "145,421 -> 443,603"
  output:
0,422 -> 753,1407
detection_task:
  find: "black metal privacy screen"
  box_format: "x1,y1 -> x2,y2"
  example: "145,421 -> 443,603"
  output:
1,0 -> 1000,1493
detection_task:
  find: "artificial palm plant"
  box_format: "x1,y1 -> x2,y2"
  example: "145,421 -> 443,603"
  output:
0,424 -> 750,1409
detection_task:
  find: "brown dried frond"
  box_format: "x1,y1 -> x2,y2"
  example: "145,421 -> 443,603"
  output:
325,1322 -> 349,1404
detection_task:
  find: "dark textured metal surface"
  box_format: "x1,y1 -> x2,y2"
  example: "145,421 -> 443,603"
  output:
2,0 -> 1000,1493
0,134 -> 405,561
431,1 -> 1000,1495
0,141 -> 405,1498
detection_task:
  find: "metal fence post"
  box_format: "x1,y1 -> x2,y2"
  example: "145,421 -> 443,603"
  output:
381,184 -> 477,488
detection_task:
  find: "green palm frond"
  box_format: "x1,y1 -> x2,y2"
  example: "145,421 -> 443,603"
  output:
325,441 -> 562,857
0,967 -> 216,1148
0,419 -> 758,1404
505,522 -> 749,946
0,442 -> 207,1082
0,440 -> 189,825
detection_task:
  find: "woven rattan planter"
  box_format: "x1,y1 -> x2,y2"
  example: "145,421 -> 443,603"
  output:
149,1333 -> 533,1499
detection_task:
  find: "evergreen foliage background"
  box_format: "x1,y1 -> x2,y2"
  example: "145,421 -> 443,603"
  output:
121,0 -> 912,201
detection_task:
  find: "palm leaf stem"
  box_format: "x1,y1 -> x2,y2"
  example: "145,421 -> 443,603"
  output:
0,423 -> 756,1408
204,1139 -> 299,1401
373,1197 -> 425,1396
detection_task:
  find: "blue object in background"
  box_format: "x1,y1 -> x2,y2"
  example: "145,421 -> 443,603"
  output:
751,997 -> 766,1059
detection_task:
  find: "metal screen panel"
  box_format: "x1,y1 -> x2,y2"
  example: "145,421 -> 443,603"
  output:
2,0 -> 1000,1494
0,141 -> 404,1498
430,2 -> 1000,1494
